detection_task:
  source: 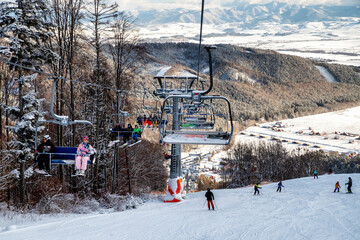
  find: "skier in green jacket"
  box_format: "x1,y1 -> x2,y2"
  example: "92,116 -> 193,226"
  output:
132,124 -> 143,141
254,183 -> 262,195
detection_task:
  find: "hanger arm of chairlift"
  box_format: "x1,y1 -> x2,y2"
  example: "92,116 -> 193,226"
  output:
49,78 -> 93,126
197,46 -> 216,96
202,95 -> 233,141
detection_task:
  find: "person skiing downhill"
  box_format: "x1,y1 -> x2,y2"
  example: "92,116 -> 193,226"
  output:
345,177 -> 352,193
254,183 -> 261,195
276,181 -> 284,192
313,170 -> 318,179
75,136 -> 95,176
334,181 -> 341,192
205,188 -> 215,210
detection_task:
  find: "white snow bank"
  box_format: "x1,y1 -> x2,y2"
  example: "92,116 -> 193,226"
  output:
0,174 -> 359,240
316,66 -> 338,83
239,106 -> 360,154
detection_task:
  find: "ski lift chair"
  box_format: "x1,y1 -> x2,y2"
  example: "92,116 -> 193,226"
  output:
159,95 -> 233,145
180,100 -> 216,130
153,76 -> 198,98
35,78 -> 96,171
109,111 -> 134,141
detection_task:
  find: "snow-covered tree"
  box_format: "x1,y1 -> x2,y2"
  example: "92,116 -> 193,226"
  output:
0,0 -> 58,205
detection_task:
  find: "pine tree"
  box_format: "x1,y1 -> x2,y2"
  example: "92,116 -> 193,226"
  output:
0,0 -> 58,206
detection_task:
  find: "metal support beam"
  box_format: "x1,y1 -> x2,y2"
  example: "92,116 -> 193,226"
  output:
169,97 -> 182,178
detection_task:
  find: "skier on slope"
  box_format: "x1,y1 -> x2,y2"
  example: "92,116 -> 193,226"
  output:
334,181 -> 341,192
345,177 -> 352,193
313,170 -> 318,179
276,181 -> 284,192
254,183 -> 262,195
205,188 -> 215,210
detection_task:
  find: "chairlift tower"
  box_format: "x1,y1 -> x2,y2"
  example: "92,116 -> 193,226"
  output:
154,47 -> 233,202
154,76 -> 198,178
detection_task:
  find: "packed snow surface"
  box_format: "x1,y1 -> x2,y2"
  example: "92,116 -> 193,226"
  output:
1,174 -> 359,240
238,106 -> 360,154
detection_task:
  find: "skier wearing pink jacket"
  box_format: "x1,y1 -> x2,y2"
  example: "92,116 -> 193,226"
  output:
75,136 -> 94,176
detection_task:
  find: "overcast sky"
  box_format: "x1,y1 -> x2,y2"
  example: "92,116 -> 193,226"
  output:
114,0 -> 360,11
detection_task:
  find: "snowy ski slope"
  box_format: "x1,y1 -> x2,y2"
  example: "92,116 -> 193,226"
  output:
1,174 -> 359,240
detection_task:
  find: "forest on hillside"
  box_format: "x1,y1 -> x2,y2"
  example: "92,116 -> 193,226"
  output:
0,0 -> 168,211
1,0 -> 360,213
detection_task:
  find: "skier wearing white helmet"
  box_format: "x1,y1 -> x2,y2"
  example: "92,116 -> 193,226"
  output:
36,135 -> 56,174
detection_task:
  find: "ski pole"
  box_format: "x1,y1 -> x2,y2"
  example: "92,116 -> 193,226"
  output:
214,200 -> 218,210
202,199 -> 206,208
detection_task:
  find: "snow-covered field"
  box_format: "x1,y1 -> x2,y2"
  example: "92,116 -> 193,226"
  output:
139,20 -> 360,66
1,174 -> 359,240
238,106 -> 360,155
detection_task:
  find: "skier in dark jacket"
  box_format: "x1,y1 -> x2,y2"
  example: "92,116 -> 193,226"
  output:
276,181 -> 284,192
112,123 -> 122,140
205,188 -> 215,210
254,183 -> 262,195
123,124 -> 133,143
345,177 -> 352,193
36,135 -> 56,173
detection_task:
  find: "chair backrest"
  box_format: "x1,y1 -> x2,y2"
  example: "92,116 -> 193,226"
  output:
37,147 -> 94,165
53,147 -> 77,160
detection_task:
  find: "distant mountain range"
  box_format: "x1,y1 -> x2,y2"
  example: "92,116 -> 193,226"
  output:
128,2 -> 360,26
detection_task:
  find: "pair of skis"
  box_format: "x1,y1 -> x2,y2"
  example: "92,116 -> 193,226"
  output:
108,139 -> 142,148
34,169 -> 51,176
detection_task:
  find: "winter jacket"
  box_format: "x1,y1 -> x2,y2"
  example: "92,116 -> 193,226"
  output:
133,127 -> 142,135
126,125 -> 133,132
278,182 -> 284,188
77,142 -> 94,156
254,184 -> 262,190
37,141 -> 56,153
335,183 -> 340,189
112,124 -> 121,132
205,190 -> 214,200
314,170 -> 317,175
346,178 -> 352,187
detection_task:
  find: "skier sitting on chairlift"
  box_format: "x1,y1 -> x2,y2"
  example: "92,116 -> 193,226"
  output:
142,115 -> 148,127
124,124 -> 133,143
75,136 -> 95,176
36,135 -> 56,174
112,123 -> 122,140
132,125 -> 143,142
153,115 -> 159,128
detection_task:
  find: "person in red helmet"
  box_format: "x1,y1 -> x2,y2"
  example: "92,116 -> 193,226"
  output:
334,181 -> 341,192
75,136 -> 95,176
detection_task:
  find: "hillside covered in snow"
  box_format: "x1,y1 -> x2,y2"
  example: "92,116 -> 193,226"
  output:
1,174 -> 359,240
